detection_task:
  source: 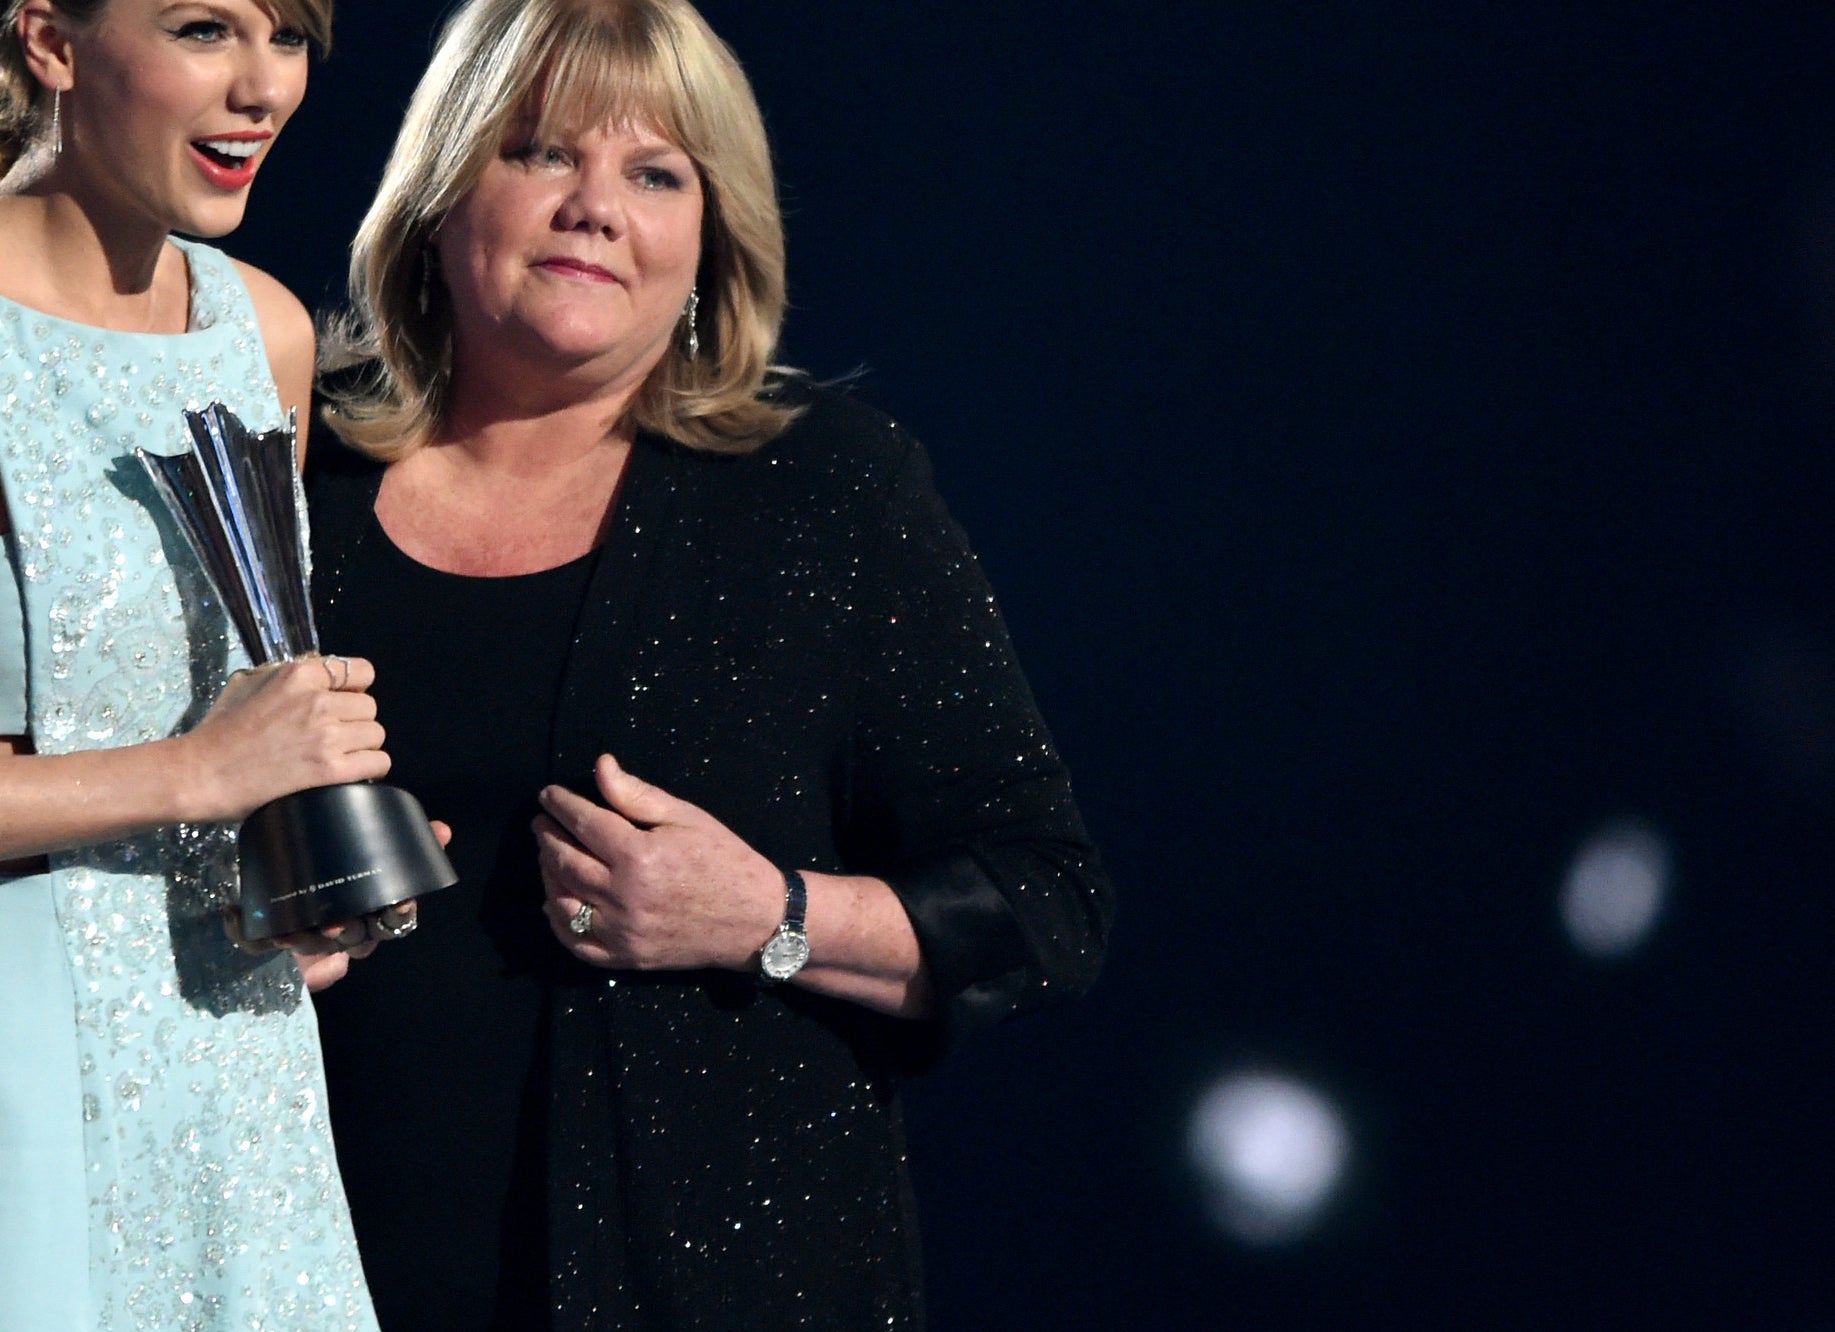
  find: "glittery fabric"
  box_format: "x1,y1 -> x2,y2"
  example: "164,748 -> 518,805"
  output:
308,383 -> 1112,1330
0,241 -> 379,1331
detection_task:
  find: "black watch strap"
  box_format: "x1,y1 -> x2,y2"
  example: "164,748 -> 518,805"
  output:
782,868 -> 807,931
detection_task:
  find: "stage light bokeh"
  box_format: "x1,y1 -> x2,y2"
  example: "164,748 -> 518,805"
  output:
1559,821 -> 1672,959
1187,1071 -> 1350,1245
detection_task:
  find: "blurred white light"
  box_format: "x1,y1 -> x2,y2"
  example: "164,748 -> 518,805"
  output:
1560,821 -> 1671,958
1187,1071 -> 1350,1244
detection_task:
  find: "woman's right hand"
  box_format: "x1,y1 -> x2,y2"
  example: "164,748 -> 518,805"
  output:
174,655 -> 391,823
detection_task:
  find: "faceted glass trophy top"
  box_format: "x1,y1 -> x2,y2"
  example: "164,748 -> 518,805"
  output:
138,403 -> 318,666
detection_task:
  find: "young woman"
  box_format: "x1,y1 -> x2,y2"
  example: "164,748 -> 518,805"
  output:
0,3 -> 388,1327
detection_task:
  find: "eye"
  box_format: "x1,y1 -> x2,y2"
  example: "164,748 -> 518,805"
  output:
510,141 -> 574,169
634,165 -> 685,191
170,19 -> 230,43
271,27 -> 311,51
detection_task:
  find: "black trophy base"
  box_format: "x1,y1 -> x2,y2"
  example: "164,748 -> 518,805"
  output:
237,783 -> 457,941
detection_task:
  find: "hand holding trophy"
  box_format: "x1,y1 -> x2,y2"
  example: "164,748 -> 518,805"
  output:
139,404 -> 456,942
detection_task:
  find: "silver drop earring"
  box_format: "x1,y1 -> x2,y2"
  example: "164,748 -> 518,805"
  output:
50,88 -> 62,157
682,287 -> 700,361
418,248 -> 433,316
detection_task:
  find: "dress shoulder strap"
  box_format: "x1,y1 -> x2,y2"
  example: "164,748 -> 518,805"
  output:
168,238 -> 264,341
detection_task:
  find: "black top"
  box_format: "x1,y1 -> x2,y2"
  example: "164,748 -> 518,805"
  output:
312,505 -> 598,1329
307,383 -> 1114,1332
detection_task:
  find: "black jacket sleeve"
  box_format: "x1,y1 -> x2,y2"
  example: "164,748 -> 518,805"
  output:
842,430 -> 1113,1032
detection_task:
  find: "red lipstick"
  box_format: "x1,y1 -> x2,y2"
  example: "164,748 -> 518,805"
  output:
187,131 -> 270,192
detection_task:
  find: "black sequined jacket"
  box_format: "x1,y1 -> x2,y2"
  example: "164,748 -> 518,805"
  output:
309,382 -> 1113,1330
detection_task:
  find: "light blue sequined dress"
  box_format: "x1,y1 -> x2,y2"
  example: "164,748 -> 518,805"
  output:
0,240 -> 379,1332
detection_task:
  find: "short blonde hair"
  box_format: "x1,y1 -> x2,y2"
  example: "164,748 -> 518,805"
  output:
1,0 -> 333,175
323,0 -> 796,459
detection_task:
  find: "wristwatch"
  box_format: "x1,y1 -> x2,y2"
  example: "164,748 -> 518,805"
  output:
759,868 -> 811,983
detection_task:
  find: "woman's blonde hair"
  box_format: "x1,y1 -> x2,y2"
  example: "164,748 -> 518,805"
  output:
323,0 -> 797,459
0,0 -> 333,176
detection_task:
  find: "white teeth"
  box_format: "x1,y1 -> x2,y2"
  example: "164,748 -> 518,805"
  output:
198,139 -> 261,160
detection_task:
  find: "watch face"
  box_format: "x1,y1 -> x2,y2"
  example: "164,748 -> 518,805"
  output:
761,928 -> 811,981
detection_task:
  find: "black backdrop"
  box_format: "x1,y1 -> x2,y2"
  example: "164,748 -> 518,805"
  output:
231,4 -> 1835,1327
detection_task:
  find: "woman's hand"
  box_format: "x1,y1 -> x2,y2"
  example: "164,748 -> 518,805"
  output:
289,919 -> 381,992
534,755 -> 782,972
224,901 -> 423,992
292,901 -> 426,991
536,757 -> 932,1015
174,655 -> 391,823
222,819 -> 449,993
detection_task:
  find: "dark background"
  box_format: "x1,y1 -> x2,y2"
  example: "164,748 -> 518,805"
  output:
236,4 -> 1835,1327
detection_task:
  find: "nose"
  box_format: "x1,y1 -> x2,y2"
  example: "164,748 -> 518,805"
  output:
228,44 -> 295,121
554,163 -> 625,237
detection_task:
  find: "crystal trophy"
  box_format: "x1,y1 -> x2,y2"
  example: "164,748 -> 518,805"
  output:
139,403 -> 456,941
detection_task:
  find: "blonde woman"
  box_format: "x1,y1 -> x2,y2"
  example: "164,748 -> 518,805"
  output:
0,2 -> 389,1327
309,0 -> 1113,1326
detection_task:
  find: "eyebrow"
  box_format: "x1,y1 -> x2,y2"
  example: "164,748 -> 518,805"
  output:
156,2 -> 259,24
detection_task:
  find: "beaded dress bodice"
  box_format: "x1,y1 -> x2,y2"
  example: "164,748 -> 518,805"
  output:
0,239 -> 377,1331
0,239 -> 290,1011
0,239 -> 262,755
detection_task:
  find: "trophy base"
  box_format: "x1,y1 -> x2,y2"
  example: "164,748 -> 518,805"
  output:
237,783 -> 457,941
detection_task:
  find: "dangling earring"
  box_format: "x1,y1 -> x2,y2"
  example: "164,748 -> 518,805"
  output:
50,88 -> 62,158
418,246 -> 435,316
682,287 -> 700,361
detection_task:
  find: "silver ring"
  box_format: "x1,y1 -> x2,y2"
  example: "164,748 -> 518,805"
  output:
322,654 -> 350,690
568,901 -> 595,937
373,905 -> 417,940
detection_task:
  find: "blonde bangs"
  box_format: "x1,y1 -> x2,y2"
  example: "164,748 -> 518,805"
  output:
528,9 -> 696,151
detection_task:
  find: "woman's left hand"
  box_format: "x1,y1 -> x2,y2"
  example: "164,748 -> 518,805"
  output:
534,754 -> 782,971
222,820 -> 447,992
290,924 -> 376,992
224,904 -> 419,992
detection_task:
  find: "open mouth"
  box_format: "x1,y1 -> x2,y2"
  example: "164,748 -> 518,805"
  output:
192,139 -> 261,170
187,136 -> 266,191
